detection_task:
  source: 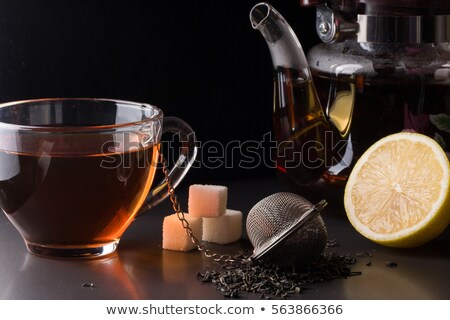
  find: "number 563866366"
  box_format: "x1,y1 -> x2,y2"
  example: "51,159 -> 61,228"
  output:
271,304 -> 343,315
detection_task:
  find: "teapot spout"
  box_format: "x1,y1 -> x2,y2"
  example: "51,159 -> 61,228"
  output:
250,3 -> 338,185
250,2 -> 313,82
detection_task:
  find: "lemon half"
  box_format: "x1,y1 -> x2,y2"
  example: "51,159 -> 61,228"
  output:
344,132 -> 450,247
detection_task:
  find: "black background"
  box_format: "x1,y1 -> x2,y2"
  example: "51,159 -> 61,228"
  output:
0,0 -> 319,181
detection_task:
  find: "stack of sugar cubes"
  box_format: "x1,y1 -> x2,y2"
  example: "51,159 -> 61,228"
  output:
162,184 -> 242,251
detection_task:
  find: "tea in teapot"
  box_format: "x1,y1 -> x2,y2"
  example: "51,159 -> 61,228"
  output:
251,1 -> 450,193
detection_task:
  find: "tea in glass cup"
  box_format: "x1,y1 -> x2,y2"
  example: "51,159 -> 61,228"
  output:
0,98 -> 196,258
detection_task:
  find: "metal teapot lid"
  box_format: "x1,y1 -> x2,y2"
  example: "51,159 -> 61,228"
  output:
300,0 -> 450,43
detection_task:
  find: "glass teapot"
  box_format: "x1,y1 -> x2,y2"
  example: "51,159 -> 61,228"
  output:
250,1 -> 450,196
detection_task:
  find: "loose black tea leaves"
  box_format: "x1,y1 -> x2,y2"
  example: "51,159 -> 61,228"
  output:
385,261 -> 398,268
326,239 -> 339,247
197,251 -> 360,299
81,283 -> 95,288
356,251 -> 373,257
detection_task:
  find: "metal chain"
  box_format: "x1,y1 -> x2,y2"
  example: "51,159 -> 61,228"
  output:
160,153 -> 237,263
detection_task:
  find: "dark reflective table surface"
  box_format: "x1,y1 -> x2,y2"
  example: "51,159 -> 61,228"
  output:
1,176 -> 449,299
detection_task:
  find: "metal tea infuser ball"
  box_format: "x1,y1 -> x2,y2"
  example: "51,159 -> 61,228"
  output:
162,157 -> 328,269
246,192 -> 328,270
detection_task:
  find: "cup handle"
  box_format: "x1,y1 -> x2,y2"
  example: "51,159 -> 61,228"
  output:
138,116 -> 197,214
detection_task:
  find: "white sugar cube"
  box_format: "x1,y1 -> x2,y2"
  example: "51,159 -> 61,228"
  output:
162,213 -> 202,252
188,184 -> 227,218
202,209 -> 242,244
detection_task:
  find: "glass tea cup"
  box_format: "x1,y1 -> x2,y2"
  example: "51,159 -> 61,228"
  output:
0,98 -> 197,258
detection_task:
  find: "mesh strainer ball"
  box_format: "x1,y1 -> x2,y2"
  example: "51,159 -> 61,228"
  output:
246,192 -> 328,270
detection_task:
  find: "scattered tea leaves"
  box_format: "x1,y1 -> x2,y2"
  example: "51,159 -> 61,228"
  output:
385,261 -> 398,268
356,251 -> 373,257
197,251 -> 360,299
81,283 -> 95,288
326,239 -> 339,247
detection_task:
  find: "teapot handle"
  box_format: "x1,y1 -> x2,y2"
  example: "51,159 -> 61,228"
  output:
138,116 -> 197,214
